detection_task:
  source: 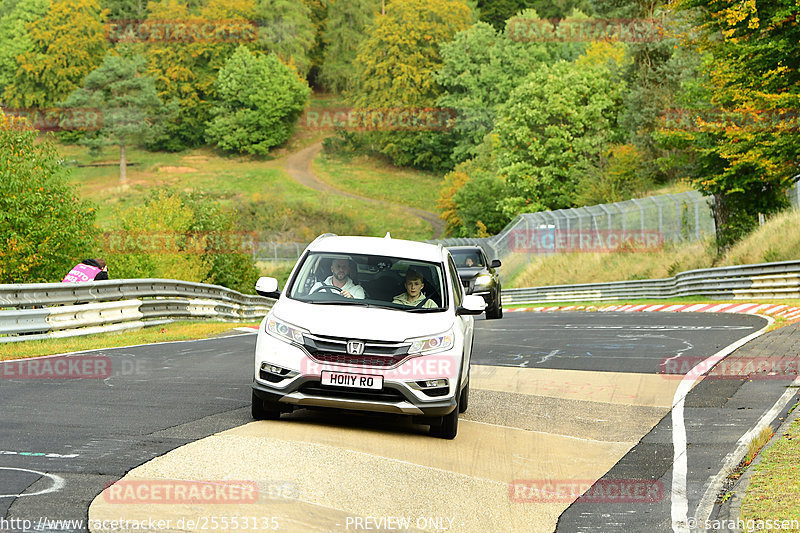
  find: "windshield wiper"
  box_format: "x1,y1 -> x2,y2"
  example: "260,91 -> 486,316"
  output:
405,308 -> 444,313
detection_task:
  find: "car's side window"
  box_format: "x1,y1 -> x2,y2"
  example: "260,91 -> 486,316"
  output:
447,257 -> 463,307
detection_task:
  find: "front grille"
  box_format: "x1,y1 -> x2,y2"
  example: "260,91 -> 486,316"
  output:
299,382 -> 406,403
312,353 -> 406,367
303,333 -> 409,367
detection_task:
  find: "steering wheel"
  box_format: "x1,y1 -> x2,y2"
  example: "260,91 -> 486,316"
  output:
310,283 -> 343,295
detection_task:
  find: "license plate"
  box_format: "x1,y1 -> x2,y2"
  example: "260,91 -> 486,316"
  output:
320,371 -> 383,390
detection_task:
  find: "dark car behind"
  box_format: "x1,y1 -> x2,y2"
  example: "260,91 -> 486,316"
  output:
447,246 -> 502,319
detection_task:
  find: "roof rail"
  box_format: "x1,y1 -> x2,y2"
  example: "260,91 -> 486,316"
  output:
310,233 -> 338,247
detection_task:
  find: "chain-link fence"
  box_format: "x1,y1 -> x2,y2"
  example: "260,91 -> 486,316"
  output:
255,183 -> 800,266
434,190 -> 715,259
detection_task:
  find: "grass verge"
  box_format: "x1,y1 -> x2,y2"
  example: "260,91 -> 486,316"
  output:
0,321 -> 259,361
313,151 -> 442,213
740,417 -> 800,526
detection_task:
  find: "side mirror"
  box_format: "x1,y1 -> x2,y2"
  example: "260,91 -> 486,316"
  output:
490,259 -> 502,268
255,277 -> 280,298
457,294 -> 486,316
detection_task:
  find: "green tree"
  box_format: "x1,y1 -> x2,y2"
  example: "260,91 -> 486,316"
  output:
348,0 -> 473,171
63,52 -> 165,184
493,59 -> 625,216
206,46 -> 310,155
437,13 -> 580,164
477,0 -> 592,29
101,0 -> 149,19
0,0 -> 49,96
253,0 -> 315,77
4,0 -> 109,108
302,0 -> 327,85
440,138 -> 510,237
0,113 -> 98,283
106,190 -> 260,292
670,0 -> 800,249
318,0 -> 381,93
142,0 -> 251,150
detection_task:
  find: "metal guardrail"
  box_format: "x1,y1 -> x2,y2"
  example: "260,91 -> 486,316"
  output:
0,279 -> 274,343
503,260 -> 800,304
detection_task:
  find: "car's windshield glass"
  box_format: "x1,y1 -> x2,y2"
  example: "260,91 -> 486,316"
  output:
287,252 -> 447,311
450,249 -> 484,268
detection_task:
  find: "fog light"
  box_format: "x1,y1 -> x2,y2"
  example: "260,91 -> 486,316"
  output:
424,379 -> 447,388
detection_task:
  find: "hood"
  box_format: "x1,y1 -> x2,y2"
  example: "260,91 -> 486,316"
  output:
271,297 -> 454,342
457,267 -> 487,283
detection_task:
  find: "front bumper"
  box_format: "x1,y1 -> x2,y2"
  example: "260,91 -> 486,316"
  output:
253,378 -> 457,416
253,331 -> 462,417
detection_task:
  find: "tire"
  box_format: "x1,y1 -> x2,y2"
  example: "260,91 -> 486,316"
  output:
486,288 -> 502,320
251,390 -> 282,420
430,404 -> 459,439
458,379 -> 469,414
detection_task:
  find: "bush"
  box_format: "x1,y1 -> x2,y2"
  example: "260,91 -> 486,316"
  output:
206,46 -> 310,155
104,190 -> 261,294
0,116 -> 98,283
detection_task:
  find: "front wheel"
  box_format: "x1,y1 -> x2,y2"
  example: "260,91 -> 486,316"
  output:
430,399 -> 459,439
251,390 -> 282,420
486,288 -> 502,320
458,379 -> 469,414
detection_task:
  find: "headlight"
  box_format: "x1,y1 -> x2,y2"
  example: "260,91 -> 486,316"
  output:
474,274 -> 493,287
266,316 -> 307,344
407,330 -> 454,355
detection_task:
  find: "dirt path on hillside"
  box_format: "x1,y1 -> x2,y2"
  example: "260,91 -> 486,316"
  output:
285,142 -> 445,239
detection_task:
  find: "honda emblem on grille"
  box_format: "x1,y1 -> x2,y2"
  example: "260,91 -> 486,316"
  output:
346,340 -> 365,355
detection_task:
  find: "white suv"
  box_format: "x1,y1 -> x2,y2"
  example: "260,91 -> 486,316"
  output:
252,234 -> 485,439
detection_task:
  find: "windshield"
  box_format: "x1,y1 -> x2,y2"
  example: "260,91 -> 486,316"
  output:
286,252 -> 447,312
450,249 -> 485,268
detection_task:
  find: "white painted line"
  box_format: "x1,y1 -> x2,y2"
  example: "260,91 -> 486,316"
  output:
0,450 -> 78,459
0,467 -> 65,498
670,315 -> 773,533
693,374 -> 800,528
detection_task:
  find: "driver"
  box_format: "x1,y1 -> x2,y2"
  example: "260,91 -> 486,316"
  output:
312,257 -> 365,299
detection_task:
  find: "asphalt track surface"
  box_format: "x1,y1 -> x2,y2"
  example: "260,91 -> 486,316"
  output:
0,311 -> 778,533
